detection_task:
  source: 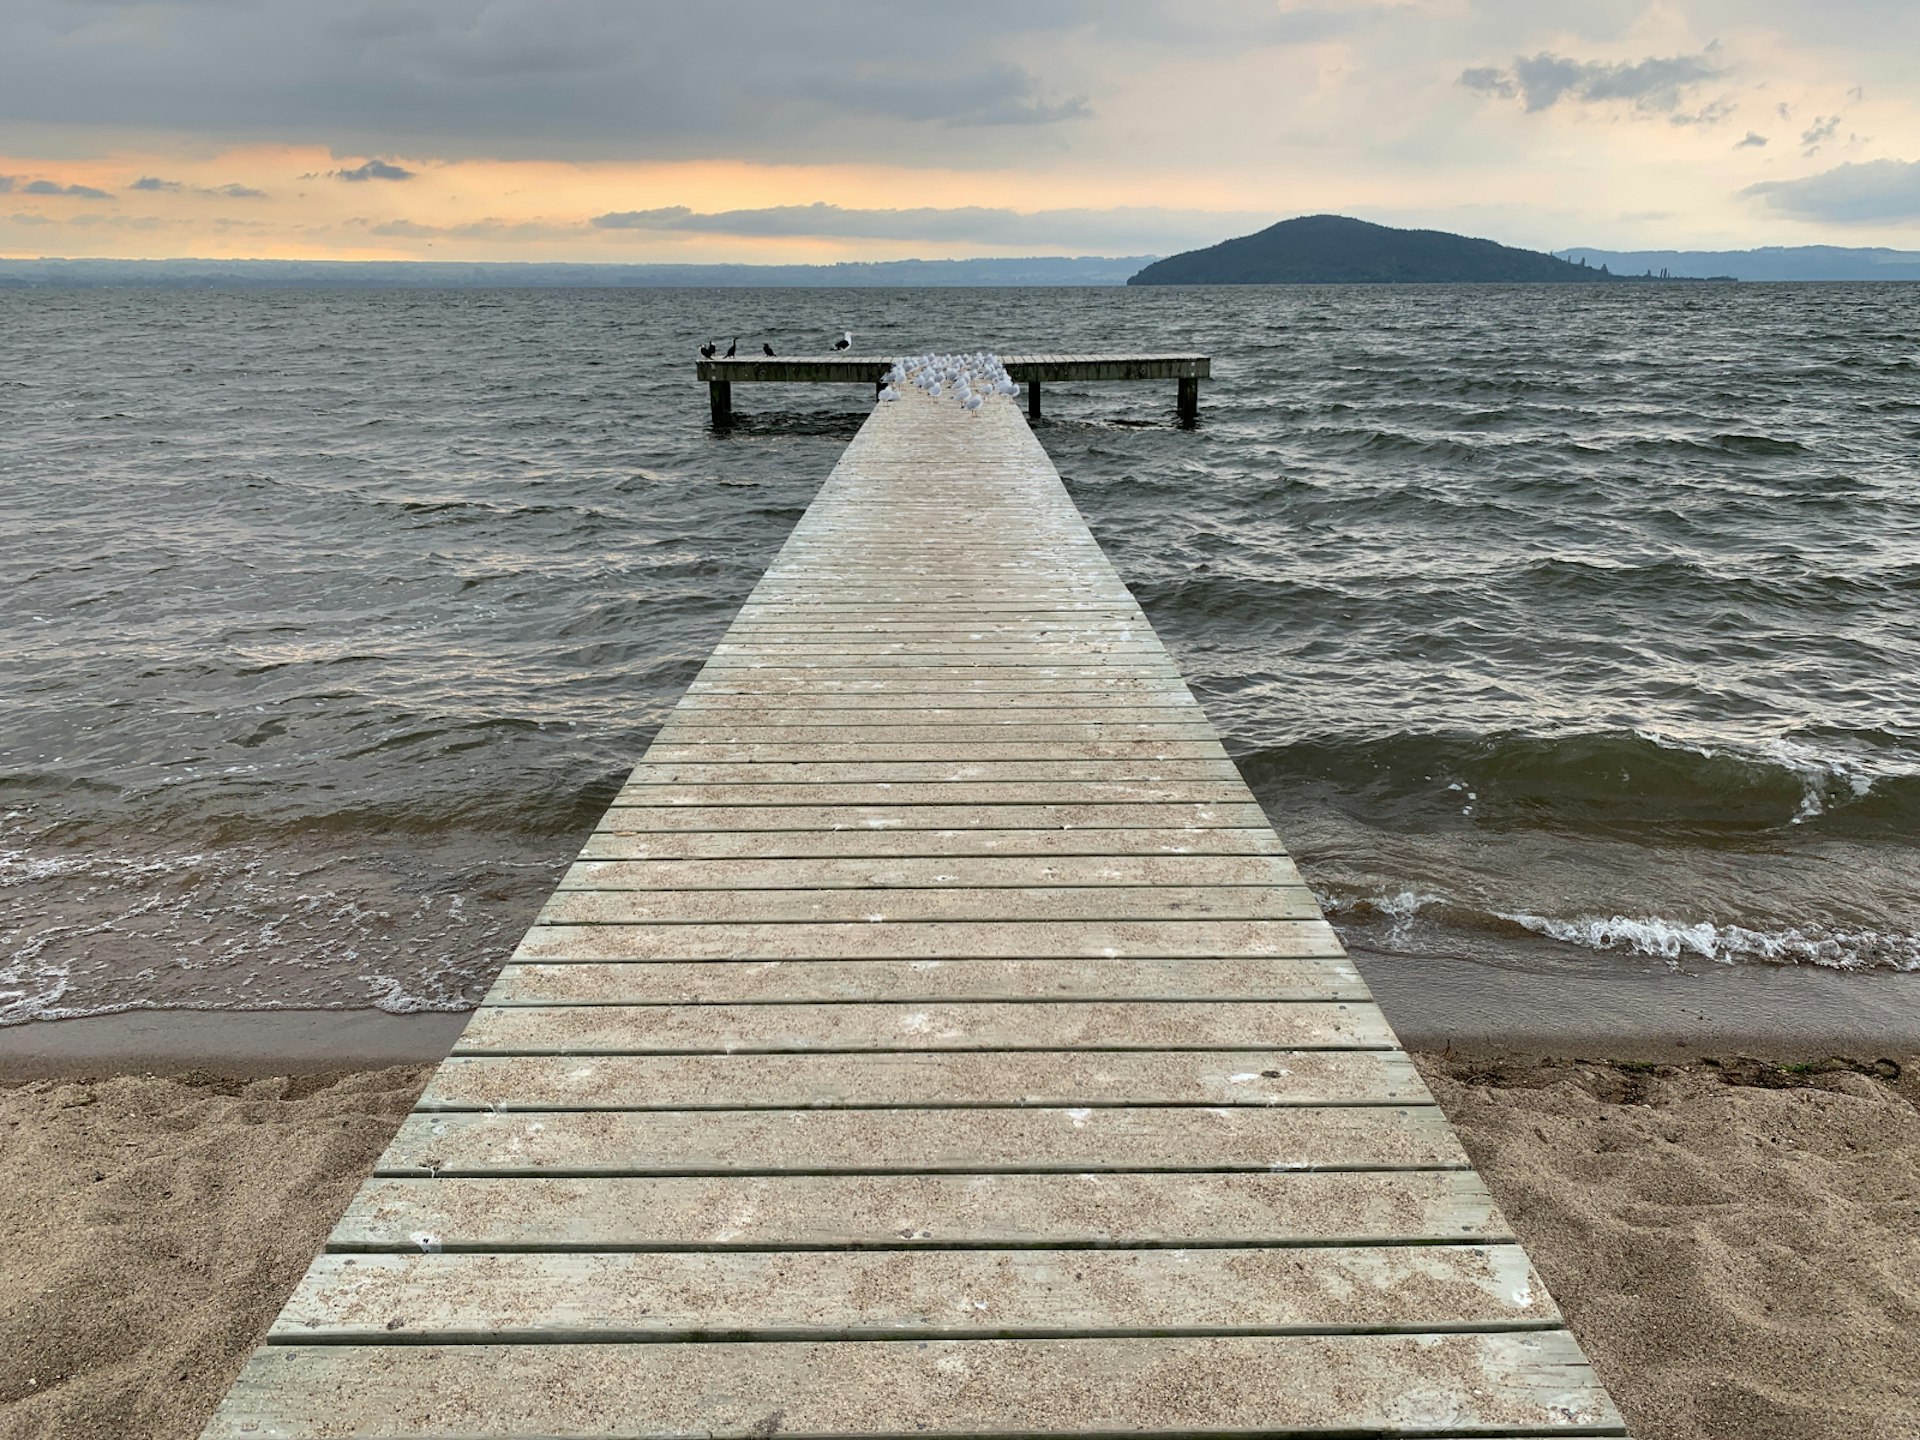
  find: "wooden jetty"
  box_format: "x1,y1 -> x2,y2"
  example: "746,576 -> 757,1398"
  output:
697,353 -> 1210,421
201,374 -> 1626,1438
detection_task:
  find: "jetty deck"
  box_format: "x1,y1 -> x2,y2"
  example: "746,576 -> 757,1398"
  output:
697,352 -> 1210,420
201,380 -> 1625,1438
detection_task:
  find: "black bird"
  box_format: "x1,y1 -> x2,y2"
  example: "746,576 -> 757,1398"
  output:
724,337 -> 738,358
763,343 -> 776,357
832,331 -> 852,351
698,341 -> 717,360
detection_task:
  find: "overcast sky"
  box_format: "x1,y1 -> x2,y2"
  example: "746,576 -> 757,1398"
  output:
3,0 -> 1917,262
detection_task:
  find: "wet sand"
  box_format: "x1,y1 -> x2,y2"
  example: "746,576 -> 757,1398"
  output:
3,965 -> 1919,1439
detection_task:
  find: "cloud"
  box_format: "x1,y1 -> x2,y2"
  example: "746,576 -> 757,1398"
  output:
129,174 -> 270,199
1734,131 -> 1769,149
13,178 -> 112,198
0,0 -> 1118,165
1744,159 -> 1920,223
1800,114 -> 1842,154
1670,98 -> 1736,127
1461,49 -> 1723,115
368,216 -> 575,241
335,158 -> 415,182
588,200 -> 1262,251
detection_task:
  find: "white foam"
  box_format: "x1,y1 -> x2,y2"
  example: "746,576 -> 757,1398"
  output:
1499,909 -> 1920,971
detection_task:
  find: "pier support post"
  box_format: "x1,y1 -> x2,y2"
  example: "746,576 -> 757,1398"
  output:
1177,376 -> 1199,423
709,380 -> 732,424
1028,379 -> 1042,419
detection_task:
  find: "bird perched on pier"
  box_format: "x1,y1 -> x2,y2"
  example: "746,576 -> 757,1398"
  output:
724,337 -> 738,358
698,341 -> 717,360
832,331 -> 852,351
763,343 -> 775,357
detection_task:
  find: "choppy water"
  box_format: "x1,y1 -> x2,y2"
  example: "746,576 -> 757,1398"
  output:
4,283 -> 1918,1025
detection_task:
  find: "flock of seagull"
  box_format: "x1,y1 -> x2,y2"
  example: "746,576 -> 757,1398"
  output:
700,331 -> 852,359
879,352 -> 1020,416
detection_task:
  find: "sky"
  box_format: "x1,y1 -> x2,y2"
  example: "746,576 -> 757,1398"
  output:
3,0 -> 1918,263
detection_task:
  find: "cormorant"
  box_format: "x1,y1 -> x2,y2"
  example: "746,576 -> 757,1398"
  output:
832,331 -> 852,351
763,343 -> 775,357
724,337 -> 737,358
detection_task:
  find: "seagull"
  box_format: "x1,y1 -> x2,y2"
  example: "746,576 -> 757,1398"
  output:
698,342 -> 717,360
724,337 -> 737,358
832,331 -> 852,351
763,343 -> 776,357
963,393 -> 984,415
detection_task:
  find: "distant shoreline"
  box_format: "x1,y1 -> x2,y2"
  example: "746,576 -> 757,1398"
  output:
4,252 -> 1919,287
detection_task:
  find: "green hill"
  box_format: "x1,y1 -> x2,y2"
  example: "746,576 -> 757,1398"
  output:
1128,214 -> 1614,285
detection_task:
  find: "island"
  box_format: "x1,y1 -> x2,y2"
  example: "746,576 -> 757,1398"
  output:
1130,214 -> 1623,285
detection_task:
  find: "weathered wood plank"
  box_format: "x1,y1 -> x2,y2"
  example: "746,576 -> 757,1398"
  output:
652,723 -> 1222,743
331,1170 -> 1512,1252
614,768 -> 1244,791
514,919 -> 1347,961
272,1243 -> 1558,1342
619,761 -> 1245,786
535,885 -> 1321,927
603,780 -> 1255,805
589,802 -> 1275,832
451,1000 -> 1392,1056
204,1333 -> 1623,1439
576,827 -> 1286,861
557,855 -> 1304,891
376,1105 -> 1466,1176
417,1050 -> 1423,1110
485,956 -> 1364,1005
632,743 -> 1233,765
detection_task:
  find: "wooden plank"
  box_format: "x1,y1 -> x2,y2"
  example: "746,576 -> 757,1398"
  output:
588,802 -> 1275,832
534,886 -> 1322,926
557,855 -> 1305,891
484,956 -> 1365,1005
652,723 -> 1222,743
204,1333 -> 1623,1438
417,1050 -> 1424,1110
602,781 -> 1255,805
513,919 -> 1347,961
376,1105 -> 1467,1176
631,743 -> 1232,764
271,1243 -> 1560,1342
575,828 -> 1286,861
451,1000 -> 1390,1055
331,1170 -> 1513,1251
618,761 -> 1246,786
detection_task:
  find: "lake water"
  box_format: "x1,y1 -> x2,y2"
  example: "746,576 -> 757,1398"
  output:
4,282 -> 1918,1025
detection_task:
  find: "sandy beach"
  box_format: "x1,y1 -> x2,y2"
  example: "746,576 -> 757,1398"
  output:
1,1036 -> 1915,1440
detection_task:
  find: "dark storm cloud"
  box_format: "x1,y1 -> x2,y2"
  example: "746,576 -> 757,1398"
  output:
588,201 -> 1263,251
1745,159 -> 1920,222
335,159 -> 414,182
1461,49 -> 1723,114
0,0 -> 1151,162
